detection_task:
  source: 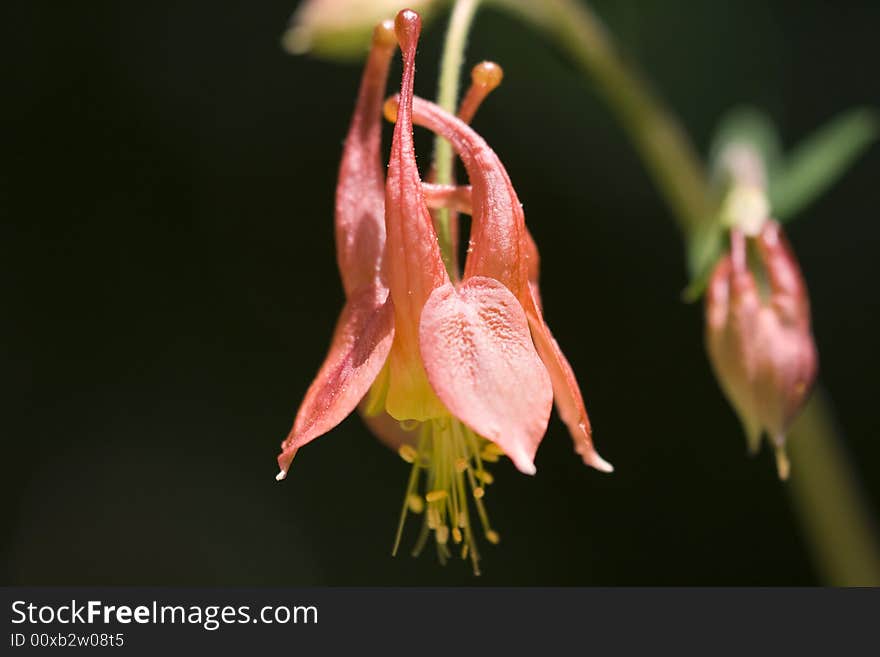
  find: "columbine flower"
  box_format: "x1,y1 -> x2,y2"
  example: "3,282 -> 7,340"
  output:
277,10 -> 610,573
705,220 -> 818,479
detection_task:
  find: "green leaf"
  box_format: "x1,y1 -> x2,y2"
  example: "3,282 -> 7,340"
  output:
770,108 -> 878,220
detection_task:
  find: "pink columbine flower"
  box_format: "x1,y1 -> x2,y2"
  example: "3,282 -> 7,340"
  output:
705,221 -> 818,479
277,10 -> 610,572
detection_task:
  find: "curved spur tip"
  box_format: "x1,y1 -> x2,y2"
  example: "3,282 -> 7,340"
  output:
275,469 -> 288,482
472,61 -> 504,90
394,9 -> 421,49
373,19 -> 397,49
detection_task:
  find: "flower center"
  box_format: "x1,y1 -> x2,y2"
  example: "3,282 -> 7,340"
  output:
393,416 -> 502,575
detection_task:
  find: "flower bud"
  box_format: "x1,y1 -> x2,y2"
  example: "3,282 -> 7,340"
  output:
705,221 -> 818,479
283,0 -> 435,59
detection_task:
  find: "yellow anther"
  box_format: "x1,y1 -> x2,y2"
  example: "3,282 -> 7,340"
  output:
407,494 -> 424,514
472,61 -> 504,90
373,19 -> 397,49
383,97 -> 399,123
391,418 -> 501,575
398,445 -> 418,463
483,443 -> 505,457
479,449 -> 500,463
426,490 -> 448,503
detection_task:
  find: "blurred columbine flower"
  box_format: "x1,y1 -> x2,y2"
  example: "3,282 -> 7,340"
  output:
277,10 -> 610,573
283,0 -> 435,59
705,220 -> 818,479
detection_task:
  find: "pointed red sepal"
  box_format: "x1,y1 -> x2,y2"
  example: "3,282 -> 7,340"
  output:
420,277 -> 553,474
335,19 -> 397,297
277,287 -> 394,478
526,311 -> 612,471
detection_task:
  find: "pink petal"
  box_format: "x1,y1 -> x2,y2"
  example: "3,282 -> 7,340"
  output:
407,95 -> 530,298
419,277 -> 553,474
277,287 -> 394,478
524,227 -> 543,312
755,220 -> 812,324
384,10 -> 449,317
380,11 -> 450,421
335,21 -> 397,297
705,237 -> 763,451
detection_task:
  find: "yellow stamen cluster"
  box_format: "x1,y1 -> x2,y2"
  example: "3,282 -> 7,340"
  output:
392,417 -> 503,575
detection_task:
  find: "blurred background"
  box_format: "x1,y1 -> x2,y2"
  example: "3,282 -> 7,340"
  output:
2,0 -> 878,585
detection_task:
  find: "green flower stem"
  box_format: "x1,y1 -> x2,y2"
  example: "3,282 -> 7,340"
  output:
496,0 -> 880,584
433,0 -> 481,277
788,393 -> 880,585
491,0 -> 713,234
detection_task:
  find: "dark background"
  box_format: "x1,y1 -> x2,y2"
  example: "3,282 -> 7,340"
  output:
2,0 -> 878,585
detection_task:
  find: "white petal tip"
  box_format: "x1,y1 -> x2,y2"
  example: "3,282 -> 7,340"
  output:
774,446 -> 790,481
581,449 -> 614,473
592,457 -> 614,474
275,469 -> 288,482
520,462 -> 537,476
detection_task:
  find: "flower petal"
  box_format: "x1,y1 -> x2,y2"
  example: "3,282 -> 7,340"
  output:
406,95 -> 530,298
755,220 -> 812,325
524,227 -> 543,312
705,235 -> 763,451
752,221 -> 817,439
277,287 -> 394,478
419,277 -> 553,474
382,10 -> 450,421
335,20 -> 397,297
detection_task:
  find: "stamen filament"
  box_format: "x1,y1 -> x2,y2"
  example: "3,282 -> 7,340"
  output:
391,416 -> 503,574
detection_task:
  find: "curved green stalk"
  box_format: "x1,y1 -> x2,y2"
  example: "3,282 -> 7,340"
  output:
788,393 -> 880,585
491,0 -> 713,234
